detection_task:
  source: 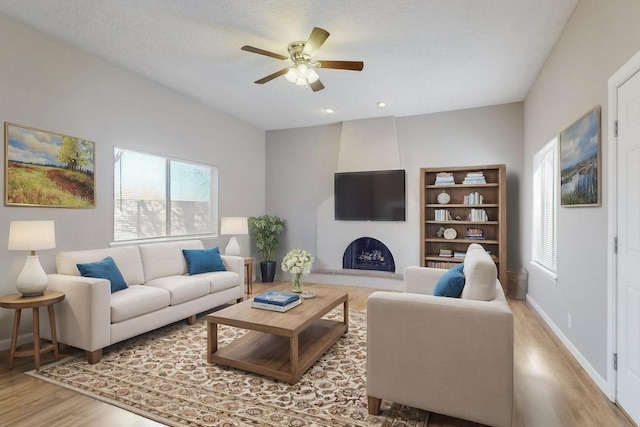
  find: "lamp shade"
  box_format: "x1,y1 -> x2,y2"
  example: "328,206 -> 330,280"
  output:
220,217 -> 248,235
8,220 -> 56,251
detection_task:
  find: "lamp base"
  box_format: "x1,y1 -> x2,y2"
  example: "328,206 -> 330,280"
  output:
21,291 -> 45,297
16,255 -> 48,297
225,236 -> 241,256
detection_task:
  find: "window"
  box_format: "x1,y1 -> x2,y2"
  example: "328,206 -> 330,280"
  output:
114,148 -> 217,242
532,137 -> 558,274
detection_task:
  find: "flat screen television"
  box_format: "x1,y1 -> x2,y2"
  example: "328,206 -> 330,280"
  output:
334,169 -> 406,221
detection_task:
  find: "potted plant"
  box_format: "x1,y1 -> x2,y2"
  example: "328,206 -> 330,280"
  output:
248,215 -> 286,282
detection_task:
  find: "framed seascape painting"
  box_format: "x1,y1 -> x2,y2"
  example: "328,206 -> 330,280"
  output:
4,122 -> 95,208
559,107 -> 601,207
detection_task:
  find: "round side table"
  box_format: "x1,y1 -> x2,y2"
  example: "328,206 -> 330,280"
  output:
0,290 -> 65,370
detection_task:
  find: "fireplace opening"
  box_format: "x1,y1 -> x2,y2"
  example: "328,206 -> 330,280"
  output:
342,237 -> 395,273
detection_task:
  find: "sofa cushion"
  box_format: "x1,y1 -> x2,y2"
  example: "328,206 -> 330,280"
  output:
57,246 -> 145,285
461,243 -> 497,301
196,271 -> 242,293
146,275 -> 210,305
182,246 -> 226,275
111,285 -> 171,323
433,263 -> 465,297
139,240 -> 204,283
76,256 -> 128,293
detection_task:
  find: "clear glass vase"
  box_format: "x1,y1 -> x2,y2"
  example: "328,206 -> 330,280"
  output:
291,273 -> 303,293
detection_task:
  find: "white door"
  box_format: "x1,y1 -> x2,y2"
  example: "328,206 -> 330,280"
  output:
617,67 -> 640,424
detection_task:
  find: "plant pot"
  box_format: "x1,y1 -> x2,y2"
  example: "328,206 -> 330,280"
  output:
260,261 -> 276,283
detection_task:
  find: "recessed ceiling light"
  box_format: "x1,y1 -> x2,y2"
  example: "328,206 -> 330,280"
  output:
323,108 -> 334,113
377,102 -> 387,107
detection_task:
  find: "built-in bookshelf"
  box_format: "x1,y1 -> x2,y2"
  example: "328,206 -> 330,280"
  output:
420,164 -> 507,285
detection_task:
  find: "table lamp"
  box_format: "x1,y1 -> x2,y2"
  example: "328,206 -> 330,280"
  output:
220,217 -> 248,256
8,220 -> 56,296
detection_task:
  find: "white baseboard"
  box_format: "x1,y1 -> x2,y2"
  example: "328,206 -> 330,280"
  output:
526,295 -> 611,399
0,333 -> 37,352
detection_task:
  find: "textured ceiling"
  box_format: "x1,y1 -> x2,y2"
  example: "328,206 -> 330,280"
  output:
0,0 -> 578,131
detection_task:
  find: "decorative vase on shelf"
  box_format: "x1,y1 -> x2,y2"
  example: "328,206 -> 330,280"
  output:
291,273 -> 303,293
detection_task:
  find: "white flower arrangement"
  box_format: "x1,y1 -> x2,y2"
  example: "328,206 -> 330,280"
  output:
281,248 -> 315,275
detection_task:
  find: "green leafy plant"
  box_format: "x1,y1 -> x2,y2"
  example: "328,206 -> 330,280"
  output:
248,215 -> 286,262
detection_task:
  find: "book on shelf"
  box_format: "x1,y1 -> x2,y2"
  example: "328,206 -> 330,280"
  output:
434,209 -> 452,221
253,290 -> 300,306
463,191 -> 484,205
465,227 -> 485,239
462,171 -> 486,184
252,298 -> 302,312
439,248 -> 453,257
434,172 -> 455,185
427,261 -> 459,269
468,208 -> 488,222
453,251 -> 466,258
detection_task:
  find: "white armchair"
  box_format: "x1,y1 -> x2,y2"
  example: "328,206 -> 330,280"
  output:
366,244 -> 513,427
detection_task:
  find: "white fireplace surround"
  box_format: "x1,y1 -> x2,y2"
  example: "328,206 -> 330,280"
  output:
309,116 -> 412,290
315,196 -> 413,269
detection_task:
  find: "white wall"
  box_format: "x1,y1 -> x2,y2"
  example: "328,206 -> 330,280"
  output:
266,102 -> 523,281
0,14 -> 266,345
522,0 -> 640,385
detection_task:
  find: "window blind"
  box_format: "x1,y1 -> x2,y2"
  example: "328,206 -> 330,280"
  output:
114,148 -> 217,242
532,138 -> 558,274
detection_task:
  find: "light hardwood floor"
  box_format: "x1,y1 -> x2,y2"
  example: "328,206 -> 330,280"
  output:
0,282 -> 634,426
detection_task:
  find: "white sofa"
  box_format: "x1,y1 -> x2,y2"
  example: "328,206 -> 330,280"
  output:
41,240 -> 244,363
367,243 -> 514,427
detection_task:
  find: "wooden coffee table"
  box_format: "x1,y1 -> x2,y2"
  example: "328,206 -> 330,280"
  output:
206,285 -> 348,384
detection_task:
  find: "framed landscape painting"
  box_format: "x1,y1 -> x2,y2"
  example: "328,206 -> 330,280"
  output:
5,122 -> 95,208
559,107 -> 601,207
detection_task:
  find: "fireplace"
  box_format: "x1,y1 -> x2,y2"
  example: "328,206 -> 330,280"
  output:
342,237 -> 395,272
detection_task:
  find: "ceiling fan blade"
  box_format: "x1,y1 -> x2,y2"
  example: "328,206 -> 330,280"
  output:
302,27 -> 330,57
254,68 -> 289,84
317,60 -> 364,71
309,79 -> 325,92
241,45 -> 288,61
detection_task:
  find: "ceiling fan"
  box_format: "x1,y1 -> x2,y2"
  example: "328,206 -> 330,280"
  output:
241,27 -> 364,92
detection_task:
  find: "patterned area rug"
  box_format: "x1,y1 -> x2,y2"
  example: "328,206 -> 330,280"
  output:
29,308 -> 429,426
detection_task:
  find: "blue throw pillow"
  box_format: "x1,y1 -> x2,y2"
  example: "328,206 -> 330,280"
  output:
433,263 -> 465,298
77,256 -> 128,293
182,246 -> 227,275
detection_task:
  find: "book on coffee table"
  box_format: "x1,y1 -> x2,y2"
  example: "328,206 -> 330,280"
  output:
253,290 -> 300,306
252,297 -> 302,312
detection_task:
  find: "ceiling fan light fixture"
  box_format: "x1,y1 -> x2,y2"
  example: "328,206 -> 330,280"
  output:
285,67 -> 298,83
306,68 -> 319,83
285,64 -> 319,86
296,63 -> 309,75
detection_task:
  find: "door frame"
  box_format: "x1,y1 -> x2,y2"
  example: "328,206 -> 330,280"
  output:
607,48 -> 640,402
